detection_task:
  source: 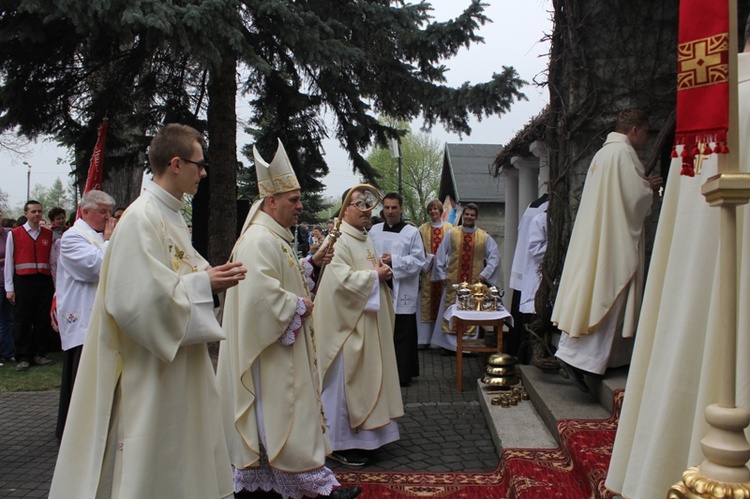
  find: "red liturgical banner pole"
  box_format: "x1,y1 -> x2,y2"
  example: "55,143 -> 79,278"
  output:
77,117 -> 108,219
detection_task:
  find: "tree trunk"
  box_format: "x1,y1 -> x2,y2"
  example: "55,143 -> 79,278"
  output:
206,53 -> 238,265
101,155 -> 145,209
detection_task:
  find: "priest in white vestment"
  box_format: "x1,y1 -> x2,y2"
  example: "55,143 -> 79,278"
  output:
369,192 -> 426,387
54,189 -> 116,441
315,186 -> 403,468
50,124 -> 246,499
520,209 -> 547,315
508,195 -> 548,361
606,50 -> 750,498
430,203 -> 501,352
217,140 -> 360,499
552,109 -> 662,392
416,199 -> 452,348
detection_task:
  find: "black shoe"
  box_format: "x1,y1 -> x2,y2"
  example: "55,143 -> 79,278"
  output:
329,485 -> 362,499
440,348 -> 456,357
558,359 -> 589,393
329,450 -> 368,467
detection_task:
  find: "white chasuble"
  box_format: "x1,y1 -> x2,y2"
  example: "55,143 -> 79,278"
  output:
314,222 -> 403,433
217,206 -> 331,473
50,182 -> 232,499
551,132 -> 653,339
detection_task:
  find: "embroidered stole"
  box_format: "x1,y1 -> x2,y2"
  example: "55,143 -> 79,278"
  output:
419,223 -> 448,322
442,227 -> 487,333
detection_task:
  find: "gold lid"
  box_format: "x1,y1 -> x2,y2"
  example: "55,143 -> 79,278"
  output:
486,365 -> 515,376
487,353 -> 518,366
481,374 -> 520,387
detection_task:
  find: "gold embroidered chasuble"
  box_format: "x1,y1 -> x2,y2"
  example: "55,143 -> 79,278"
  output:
217,206 -> 330,473
419,221 -> 452,322
314,222 -> 403,430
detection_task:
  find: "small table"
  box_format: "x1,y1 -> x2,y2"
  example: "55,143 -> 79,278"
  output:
446,307 -> 511,392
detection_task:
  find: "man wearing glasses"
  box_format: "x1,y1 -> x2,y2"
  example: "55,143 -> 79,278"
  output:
50,123 -> 246,498
314,187 -> 403,468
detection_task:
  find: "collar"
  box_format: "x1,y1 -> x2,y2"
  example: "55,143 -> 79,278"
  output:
604,132 -> 631,148
461,225 -> 477,234
383,220 -> 406,233
430,220 -> 444,228
341,221 -> 368,241
253,209 -> 294,243
145,182 -> 183,213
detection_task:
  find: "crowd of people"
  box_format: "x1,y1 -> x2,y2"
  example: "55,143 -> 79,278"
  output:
0,106 -> 671,498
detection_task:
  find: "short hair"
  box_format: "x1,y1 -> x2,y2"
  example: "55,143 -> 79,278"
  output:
80,189 -> 116,211
614,109 -> 648,134
383,192 -> 403,207
463,203 -> 480,217
426,199 -> 443,214
148,123 -> 206,176
24,200 -> 42,212
48,207 -> 66,221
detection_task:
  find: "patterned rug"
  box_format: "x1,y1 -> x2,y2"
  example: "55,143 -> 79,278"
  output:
338,390 -> 624,498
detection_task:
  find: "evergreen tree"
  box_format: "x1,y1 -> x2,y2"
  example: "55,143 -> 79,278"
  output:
0,0 -> 526,263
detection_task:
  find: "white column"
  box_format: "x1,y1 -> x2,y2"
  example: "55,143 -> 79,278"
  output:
530,140 -> 550,196
513,156 -> 540,213
502,167 -> 519,294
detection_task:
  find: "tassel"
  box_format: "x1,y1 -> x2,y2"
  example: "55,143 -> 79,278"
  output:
713,143 -> 723,154
701,143 -> 712,155
681,158 -> 695,177
671,145 -> 678,158
721,142 -> 729,154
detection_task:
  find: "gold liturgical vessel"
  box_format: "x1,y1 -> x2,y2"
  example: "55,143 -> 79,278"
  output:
481,353 -> 519,389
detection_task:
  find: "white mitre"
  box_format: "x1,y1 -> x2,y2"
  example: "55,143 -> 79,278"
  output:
253,139 -> 301,197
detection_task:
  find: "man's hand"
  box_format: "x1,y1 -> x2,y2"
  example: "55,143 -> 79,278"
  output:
375,259 -> 392,282
474,275 -> 486,284
207,262 -> 247,293
6,291 -> 15,305
311,241 -> 334,267
380,253 -> 392,266
103,217 -> 117,241
646,175 -> 664,191
302,297 -> 314,318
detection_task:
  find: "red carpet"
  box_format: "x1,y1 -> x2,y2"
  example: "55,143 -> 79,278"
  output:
338,390 -> 624,498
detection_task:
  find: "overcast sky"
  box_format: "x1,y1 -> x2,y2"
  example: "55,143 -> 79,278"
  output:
0,0 -> 552,210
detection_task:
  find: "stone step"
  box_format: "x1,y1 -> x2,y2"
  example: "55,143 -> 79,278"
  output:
478,363 -> 628,450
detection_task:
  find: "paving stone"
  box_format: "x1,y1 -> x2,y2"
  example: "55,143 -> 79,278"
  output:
1,349 -> 500,496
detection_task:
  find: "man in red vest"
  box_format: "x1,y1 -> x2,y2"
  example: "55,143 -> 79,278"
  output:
4,200 -> 56,371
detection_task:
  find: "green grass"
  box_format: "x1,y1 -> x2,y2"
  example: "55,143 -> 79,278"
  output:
0,352 -> 64,392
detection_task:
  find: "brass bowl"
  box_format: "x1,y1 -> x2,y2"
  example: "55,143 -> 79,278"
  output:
487,353 -> 518,367
486,365 -> 515,376
481,374 -> 520,387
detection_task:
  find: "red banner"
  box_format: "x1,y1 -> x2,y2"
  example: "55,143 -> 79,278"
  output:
77,118 -> 108,219
673,1 -> 729,176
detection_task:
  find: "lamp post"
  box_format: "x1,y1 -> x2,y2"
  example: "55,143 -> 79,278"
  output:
389,137 -> 402,196
22,161 -> 31,201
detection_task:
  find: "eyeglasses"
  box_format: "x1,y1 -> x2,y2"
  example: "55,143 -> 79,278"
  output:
180,158 -> 209,171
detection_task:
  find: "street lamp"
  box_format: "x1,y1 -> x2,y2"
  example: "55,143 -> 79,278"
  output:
388,137 -> 402,196
22,161 -> 31,201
